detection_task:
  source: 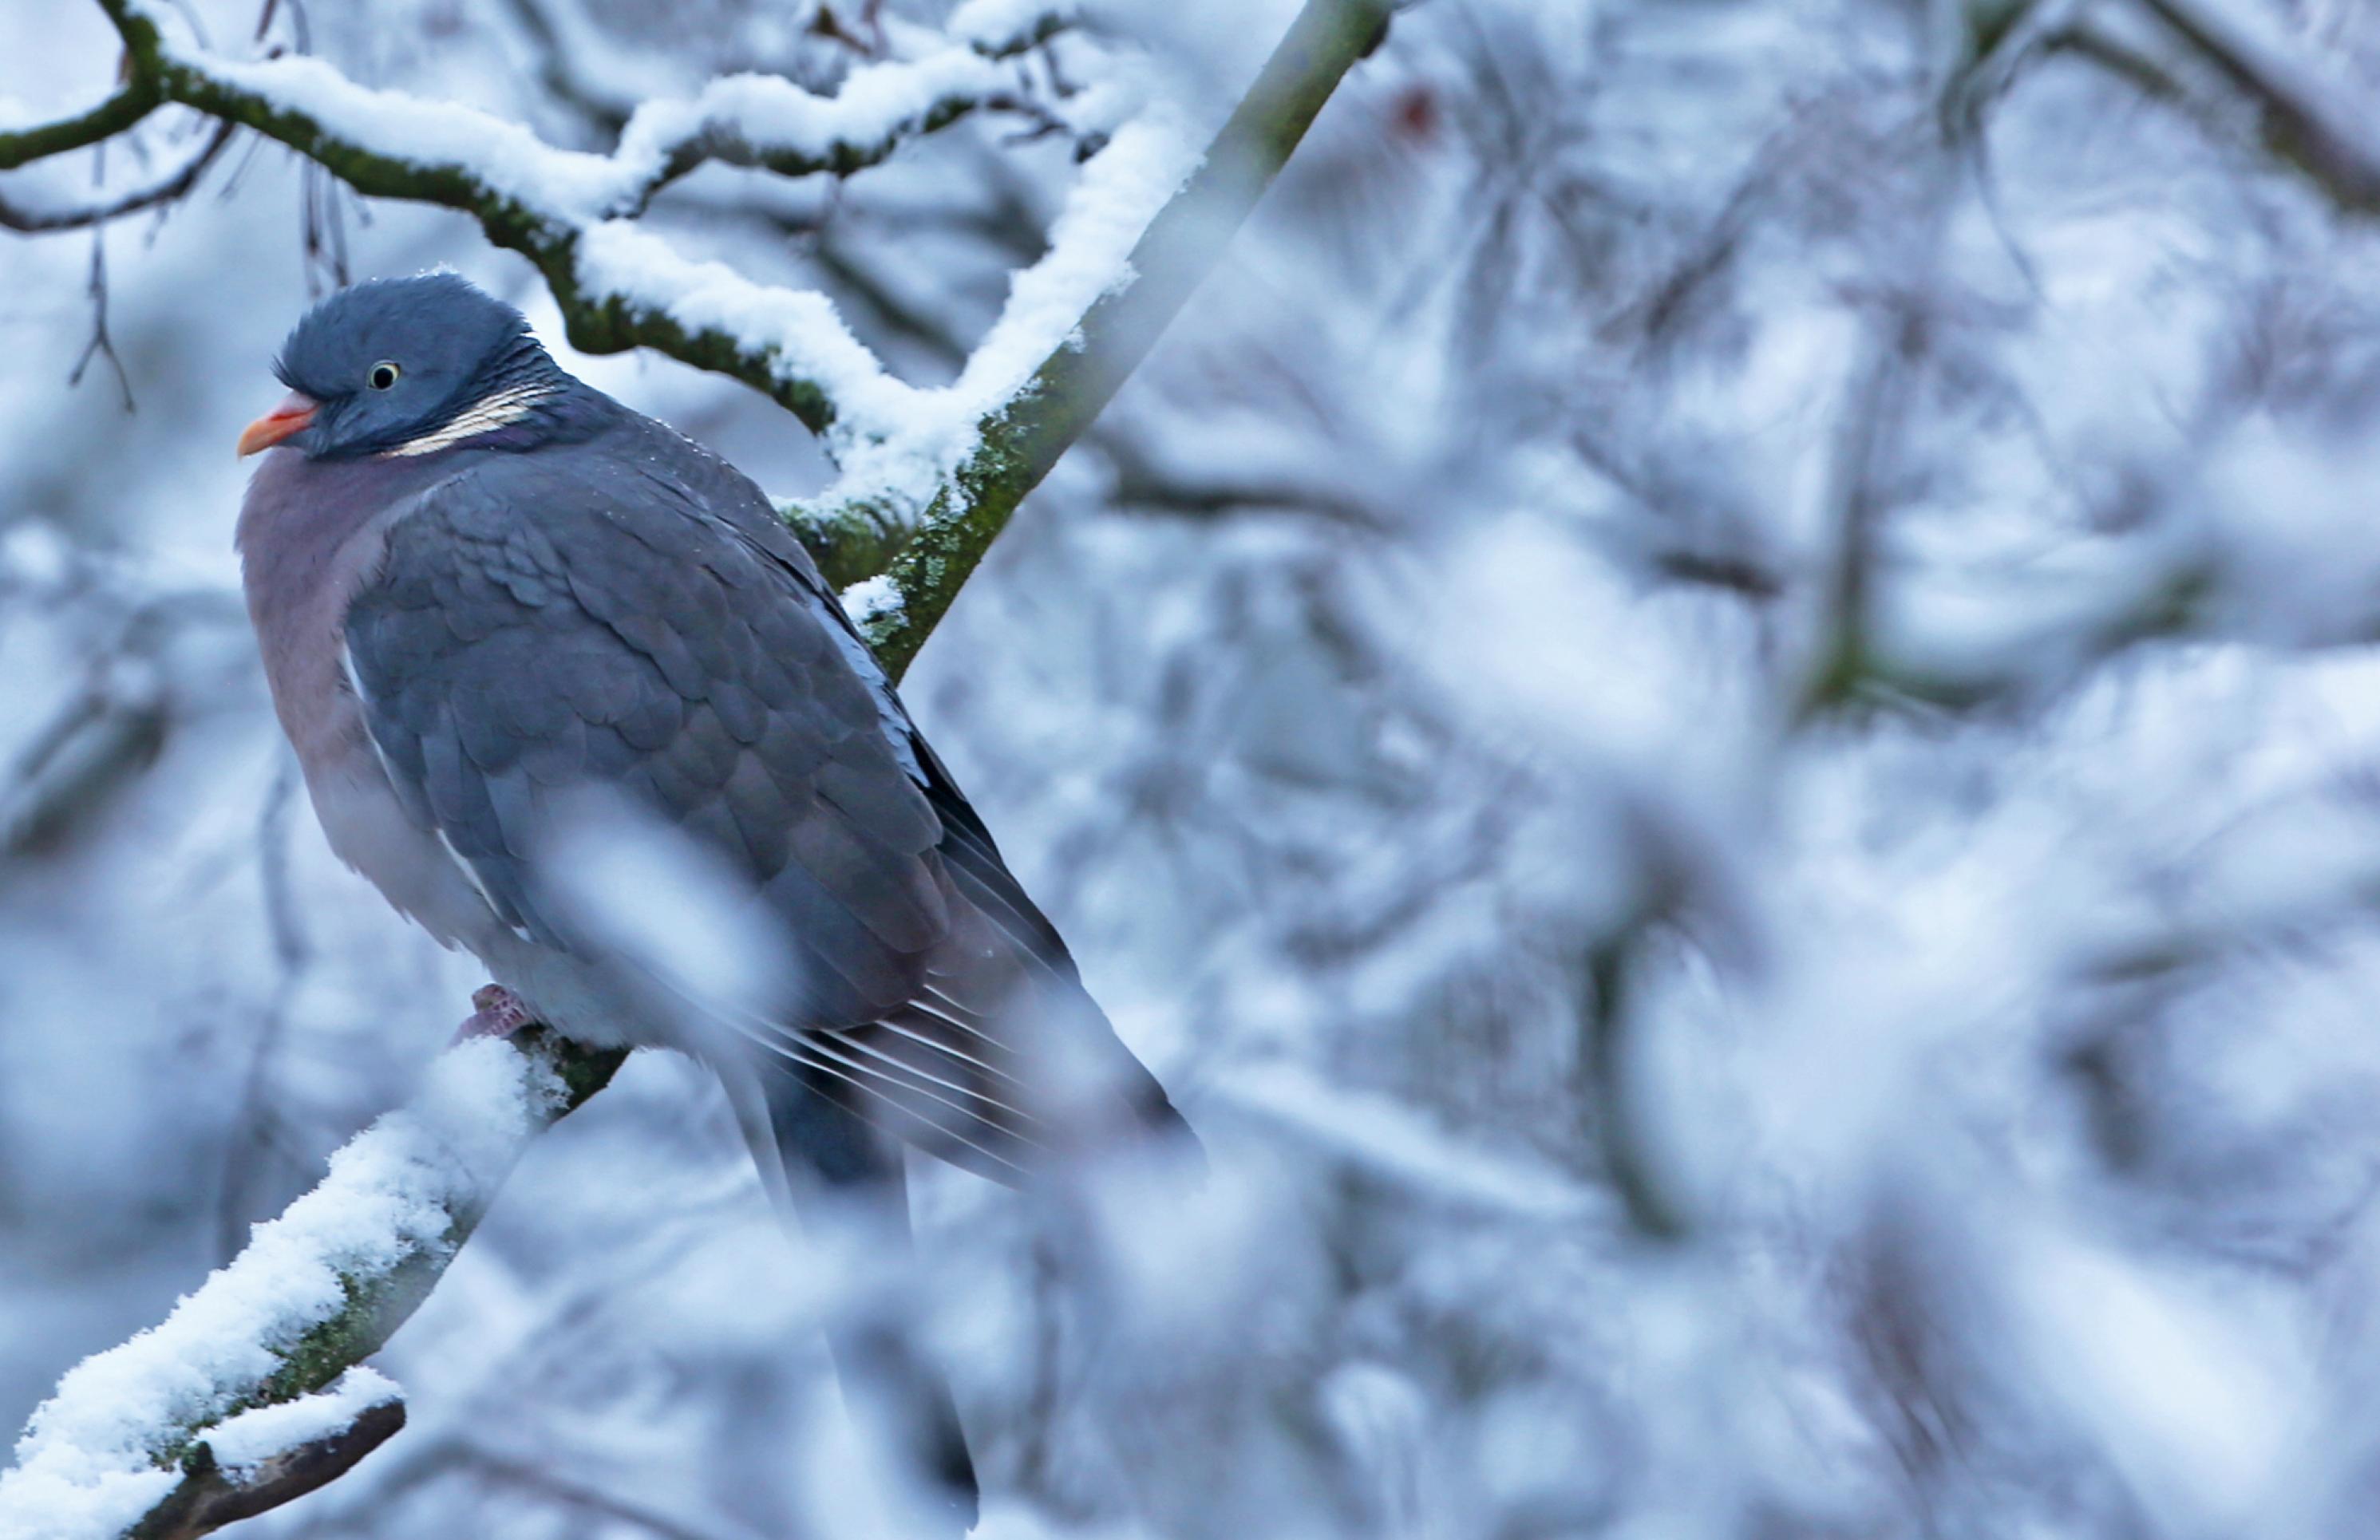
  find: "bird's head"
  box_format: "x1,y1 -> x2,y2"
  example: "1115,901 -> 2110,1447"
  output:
239,273 -> 564,460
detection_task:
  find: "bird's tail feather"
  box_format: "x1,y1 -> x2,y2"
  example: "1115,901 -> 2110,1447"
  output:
765,1071 -> 980,1534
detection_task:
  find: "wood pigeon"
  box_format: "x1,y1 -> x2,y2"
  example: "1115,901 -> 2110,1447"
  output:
233,273 -> 1195,1526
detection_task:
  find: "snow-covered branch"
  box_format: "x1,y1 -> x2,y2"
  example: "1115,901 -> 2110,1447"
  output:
3,0 -> 1075,435
853,0 -> 1395,677
0,1033 -> 624,1540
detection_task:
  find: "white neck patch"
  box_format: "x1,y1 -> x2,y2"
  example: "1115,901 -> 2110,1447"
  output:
381,382 -> 556,458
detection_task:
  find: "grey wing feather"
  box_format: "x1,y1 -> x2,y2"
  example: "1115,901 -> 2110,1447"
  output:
343,434 -> 1188,1185
347,455 -> 942,1021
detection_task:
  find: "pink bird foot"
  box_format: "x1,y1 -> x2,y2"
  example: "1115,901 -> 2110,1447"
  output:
453,983 -> 536,1044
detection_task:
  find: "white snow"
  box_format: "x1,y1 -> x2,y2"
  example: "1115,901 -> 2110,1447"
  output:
942,110 -> 1192,417
199,1367 -> 401,1477
583,106 -> 1195,519
947,0 -> 1078,53
175,51 -> 629,219
839,573 -> 904,629
572,219 -> 923,440
614,49 -> 1014,187
825,109 -> 1199,513
0,1040 -> 564,1540
127,0 -> 1192,523
169,44 -> 1026,226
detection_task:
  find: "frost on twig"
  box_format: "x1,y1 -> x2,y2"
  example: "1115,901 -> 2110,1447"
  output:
0,1033 -> 624,1540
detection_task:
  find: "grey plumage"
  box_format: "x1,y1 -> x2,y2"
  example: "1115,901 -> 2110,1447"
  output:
235,274 -> 1194,1526
341,415 -> 1180,1181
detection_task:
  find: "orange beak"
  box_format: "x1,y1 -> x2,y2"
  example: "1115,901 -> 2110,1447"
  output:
236,391 -> 318,457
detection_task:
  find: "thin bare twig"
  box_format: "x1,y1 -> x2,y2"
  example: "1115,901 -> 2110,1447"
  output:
0,120 -> 235,231
66,227 -> 137,412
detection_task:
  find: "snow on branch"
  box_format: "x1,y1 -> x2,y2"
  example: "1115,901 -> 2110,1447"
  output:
5,0 -> 1393,679
1,0 -> 1077,435
855,0 -> 1396,677
0,1033 -> 624,1540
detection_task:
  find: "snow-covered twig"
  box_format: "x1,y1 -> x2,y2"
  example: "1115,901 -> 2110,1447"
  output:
2,0 -> 1077,436
0,1033 -> 624,1540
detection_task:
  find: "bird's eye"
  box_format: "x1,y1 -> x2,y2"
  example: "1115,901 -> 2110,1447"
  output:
368,361 -> 401,390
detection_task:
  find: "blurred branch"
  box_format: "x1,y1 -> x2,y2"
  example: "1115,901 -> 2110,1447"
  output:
1793,76 -> 1961,722
857,0 -> 1396,677
0,654 -> 166,856
0,1030 -> 627,1538
455,1446 -> 741,1540
1572,804 -> 1726,1243
2128,0 -> 2380,214
2050,14 -> 2196,107
497,0 -> 635,134
1579,916 -> 1694,1241
0,585 -> 238,858
213,758 -> 316,1265
1100,428 -> 1382,527
1791,305 -> 1916,721
2056,0 -> 2380,217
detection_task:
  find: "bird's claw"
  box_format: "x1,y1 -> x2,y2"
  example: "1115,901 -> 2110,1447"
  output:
453,983 -> 535,1044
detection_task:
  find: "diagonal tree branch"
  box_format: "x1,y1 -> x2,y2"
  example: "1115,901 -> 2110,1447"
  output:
858,0 -> 1394,677
127,1400 -> 408,1540
0,1032 -> 625,1538
2128,0 -> 2380,215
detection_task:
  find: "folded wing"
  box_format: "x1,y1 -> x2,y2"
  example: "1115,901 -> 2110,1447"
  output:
342,436 -> 1188,1184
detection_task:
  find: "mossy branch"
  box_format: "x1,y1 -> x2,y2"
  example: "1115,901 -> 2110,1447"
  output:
0,1030 -> 625,1539
857,0 -> 1394,679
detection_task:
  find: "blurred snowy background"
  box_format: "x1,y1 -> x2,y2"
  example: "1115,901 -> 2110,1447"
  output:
11,0 -> 2380,1534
